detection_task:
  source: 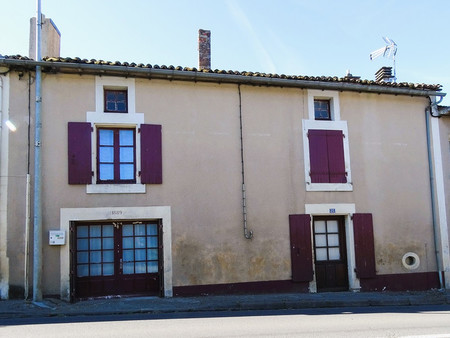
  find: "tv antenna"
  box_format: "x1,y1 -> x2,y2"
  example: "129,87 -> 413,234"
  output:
370,37 -> 397,81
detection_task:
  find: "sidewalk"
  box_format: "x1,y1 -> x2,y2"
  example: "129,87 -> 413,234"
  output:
1,290 -> 449,319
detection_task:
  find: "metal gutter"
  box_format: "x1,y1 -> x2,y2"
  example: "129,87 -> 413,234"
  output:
0,58 -> 445,99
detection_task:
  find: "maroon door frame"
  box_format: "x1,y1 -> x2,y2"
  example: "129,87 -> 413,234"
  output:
312,216 -> 349,292
70,220 -> 163,300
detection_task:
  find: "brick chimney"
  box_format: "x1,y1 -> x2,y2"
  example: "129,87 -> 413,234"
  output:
198,29 -> 211,70
29,14 -> 61,59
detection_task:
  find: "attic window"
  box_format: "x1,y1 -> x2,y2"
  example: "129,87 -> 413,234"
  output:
104,89 -> 128,113
314,99 -> 331,120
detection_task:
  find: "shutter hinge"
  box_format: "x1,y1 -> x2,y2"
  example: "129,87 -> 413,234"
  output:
91,171 -> 94,177
138,170 -> 141,177
343,133 -> 346,138
138,127 -> 141,133
91,127 -> 94,132
350,214 -> 354,220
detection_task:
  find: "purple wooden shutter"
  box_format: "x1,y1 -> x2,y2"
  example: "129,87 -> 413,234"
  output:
308,130 -> 329,183
140,124 -> 162,184
353,213 -> 376,278
68,122 -> 92,184
326,130 -> 347,183
289,214 -> 313,282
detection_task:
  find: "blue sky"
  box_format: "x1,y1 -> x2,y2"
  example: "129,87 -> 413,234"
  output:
2,0 -> 449,104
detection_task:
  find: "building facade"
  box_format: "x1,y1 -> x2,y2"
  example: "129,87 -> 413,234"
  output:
0,54 -> 449,300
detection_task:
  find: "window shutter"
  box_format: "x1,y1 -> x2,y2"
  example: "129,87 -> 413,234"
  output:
140,124 -> 162,184
289,214 -> 313,282
308,130 -> 329,183
326,130 -> 347,183
353,213 -> 376,278
68,122 -> 92,184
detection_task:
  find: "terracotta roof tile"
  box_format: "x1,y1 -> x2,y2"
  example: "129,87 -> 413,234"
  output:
0,55 -> 442,92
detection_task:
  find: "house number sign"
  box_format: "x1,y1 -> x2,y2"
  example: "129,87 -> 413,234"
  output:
329,208 -> 336,214
111,210 -> 123,216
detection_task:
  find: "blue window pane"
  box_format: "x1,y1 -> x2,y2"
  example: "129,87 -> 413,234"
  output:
77,226 -> 88,238
99,129 -> 114,146
99,164 -> 114,180
123,224 -> 133,236
119,130 -> 133,146
77,252 -> 88,264
103,250 -> 114,263
135,237 -> 146,249
123,262 -> 134,274
107,92 -> 116,101
120,164 -> 134,180
90,225 -> 101,237
90,238 -> 101,250
123,249 -> 134,262
77,264 -> 89,277
117,92 -> 126,101
147,261 -> 158,273
120,147 -> 133,162
103,263 -> 114,276
135,224 -> 146,236
135,249 -> 146,261
117,102 -> 126,112
102,238 -> 114,250
147,249 -> 158,260
147,236 -> 158,248
102,225 -> 113,237
90,264 -> 102,276
77,239 -> 88,250
107,102 -> 116,111
147,224 -> 158,235
90,251 -> 101,263
123,237 -> 133,249
100,147 -> 114,162
135,262 -> 146,274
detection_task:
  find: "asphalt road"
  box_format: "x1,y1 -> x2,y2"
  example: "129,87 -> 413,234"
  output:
1,305 -> 450,337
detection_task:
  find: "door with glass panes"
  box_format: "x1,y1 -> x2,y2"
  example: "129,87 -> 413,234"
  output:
313,217 -> 348,292
72,220 -> 162,299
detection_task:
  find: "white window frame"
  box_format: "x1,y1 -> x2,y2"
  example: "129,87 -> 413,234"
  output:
303,90 -> 352,191
86,77 -> 145,194
308,89 -> 341,121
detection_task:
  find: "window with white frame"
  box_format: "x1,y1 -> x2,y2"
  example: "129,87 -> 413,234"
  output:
67,77 -> 162,194
303,90 -> 352,191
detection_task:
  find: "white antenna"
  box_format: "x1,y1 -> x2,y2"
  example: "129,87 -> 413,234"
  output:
370,37 -> 397,81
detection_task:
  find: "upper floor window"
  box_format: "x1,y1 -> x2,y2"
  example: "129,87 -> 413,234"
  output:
104,89 -> 128,113
97,128 -> 135,184
308,90 -> 340,121
314,100 -> 331,121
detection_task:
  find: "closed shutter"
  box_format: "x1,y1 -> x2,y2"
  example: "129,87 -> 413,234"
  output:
326,130 -> 347,183
289,214 -> 314,282
68,122 -> 92,184
308,130 -> 329,183
140,124 -> 162,184
353,213 -> 376,278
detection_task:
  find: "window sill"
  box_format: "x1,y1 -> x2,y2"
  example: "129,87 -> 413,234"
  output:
306,183 -> 353,192
86,184 -> 146,194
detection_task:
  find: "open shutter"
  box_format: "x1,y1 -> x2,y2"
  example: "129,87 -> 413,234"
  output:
140,124 -> 162,184
289,214 -> 313,282
68,122 -> 92,184
326,130 -> 347,183
308,130 -> 329,183
353,213 -> 376,278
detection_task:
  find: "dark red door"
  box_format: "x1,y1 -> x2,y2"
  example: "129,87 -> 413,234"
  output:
72,221 -> 162,299
313,217 -> 348,292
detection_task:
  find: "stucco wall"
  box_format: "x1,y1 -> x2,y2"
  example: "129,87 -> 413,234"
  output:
3,71 -> 439,296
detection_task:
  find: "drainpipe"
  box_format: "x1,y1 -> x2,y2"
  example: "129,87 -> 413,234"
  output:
425,98 -> 444,289
32,0 -> 43,302
238,85 -> 253,240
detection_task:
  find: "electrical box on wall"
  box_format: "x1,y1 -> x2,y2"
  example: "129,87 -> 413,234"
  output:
49,230 -> 65,245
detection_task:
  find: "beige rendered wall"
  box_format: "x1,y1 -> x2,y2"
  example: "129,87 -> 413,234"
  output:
4,72 -> 439,295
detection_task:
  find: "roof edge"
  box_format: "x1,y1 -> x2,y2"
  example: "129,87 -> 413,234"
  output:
0,57 -> 445,98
